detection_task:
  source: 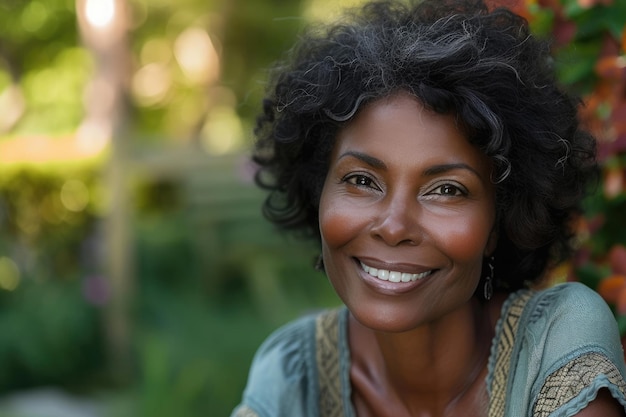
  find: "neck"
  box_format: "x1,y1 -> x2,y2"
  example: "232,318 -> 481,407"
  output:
349,297 -> 497,415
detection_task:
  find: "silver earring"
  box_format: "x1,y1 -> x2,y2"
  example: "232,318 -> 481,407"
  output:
484,256 -> 494,301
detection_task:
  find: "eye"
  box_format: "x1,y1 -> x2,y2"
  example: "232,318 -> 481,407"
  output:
429,183 -> 467,197
343,174 -> 380,190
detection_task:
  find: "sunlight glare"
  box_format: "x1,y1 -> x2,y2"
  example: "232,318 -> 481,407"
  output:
85,0 -> 116,28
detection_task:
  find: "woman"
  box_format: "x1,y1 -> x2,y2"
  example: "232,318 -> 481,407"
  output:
231,0 -> 626,415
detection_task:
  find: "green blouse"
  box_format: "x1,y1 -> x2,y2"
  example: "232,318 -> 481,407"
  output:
231,282 -> 626,417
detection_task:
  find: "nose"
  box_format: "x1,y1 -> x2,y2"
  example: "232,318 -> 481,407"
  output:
370,193 -> 423,246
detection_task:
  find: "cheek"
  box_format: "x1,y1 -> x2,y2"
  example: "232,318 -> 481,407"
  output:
319,182 -> 374,251
319,197 -> 360,249
430,212 -> 495,261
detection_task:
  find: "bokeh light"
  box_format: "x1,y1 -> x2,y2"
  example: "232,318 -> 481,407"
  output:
304,0 -> 367,20
85,0 -> 116,28
20,1 -> 48,33
60,179 -> 90,213
132,63 -> 172,107
0,257 -> 21,292
201,105 -> 244,155
174,27 -> 220,85
140,38 -> 173,66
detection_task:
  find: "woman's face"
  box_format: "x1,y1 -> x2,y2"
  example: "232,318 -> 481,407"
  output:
319,93 -> 497,332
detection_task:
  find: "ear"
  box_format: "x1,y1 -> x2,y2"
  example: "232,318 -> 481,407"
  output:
484,226 -> 498,257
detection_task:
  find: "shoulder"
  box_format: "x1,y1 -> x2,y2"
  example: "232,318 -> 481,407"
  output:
525,282 -> 618,340
518,282 -> 626,416
530,280 -> 609,311
233,308 -> 341,417
520,282 -> 623,366
249,311 -> 318,377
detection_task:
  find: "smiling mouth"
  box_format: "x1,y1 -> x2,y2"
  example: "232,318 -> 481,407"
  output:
360,261 -> 433,283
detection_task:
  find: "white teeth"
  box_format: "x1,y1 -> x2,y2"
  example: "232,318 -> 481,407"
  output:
360,262 -> 431,283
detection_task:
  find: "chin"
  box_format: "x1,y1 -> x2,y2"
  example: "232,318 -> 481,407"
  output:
348,303 -> 432,334
346,292 -> 476,334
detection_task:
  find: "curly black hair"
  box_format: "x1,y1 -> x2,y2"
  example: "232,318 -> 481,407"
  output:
252,0 -> 598,292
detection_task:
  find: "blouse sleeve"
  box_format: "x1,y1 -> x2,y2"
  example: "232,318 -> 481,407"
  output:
526,282 -> 626,417
230,313 -> 319,417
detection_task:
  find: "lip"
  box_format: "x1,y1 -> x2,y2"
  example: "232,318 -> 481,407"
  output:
354,257 -> 435,295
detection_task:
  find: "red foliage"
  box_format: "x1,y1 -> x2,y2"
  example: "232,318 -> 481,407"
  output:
598,275 -> 625,303
610,245 -> 626,276
524,0 -> 626,334
578,0 -> 614,8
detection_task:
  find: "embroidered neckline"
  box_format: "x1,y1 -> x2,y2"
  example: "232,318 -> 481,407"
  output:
315,290 -> 535,417
486,290 -> 534,417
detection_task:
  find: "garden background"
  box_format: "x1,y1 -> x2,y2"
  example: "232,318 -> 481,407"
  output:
0,0 -> 624,416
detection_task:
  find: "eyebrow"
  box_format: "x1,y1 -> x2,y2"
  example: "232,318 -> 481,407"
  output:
338,151 -> 387,169
338,151 -> 484,179
423,163 -> 484,180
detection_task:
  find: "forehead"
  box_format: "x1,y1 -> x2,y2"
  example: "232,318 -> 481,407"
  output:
332,93 -> 488,170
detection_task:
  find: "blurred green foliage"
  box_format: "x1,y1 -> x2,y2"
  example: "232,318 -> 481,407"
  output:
0,155 -> 339,416
0,163 -> 104,393
0,0 -> 340,415
0,0 -> 86,135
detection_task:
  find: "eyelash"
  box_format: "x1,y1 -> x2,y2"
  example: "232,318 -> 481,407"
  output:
428,183 -> 467,197
342,174 -> 380,190
342,174 -> 467,197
